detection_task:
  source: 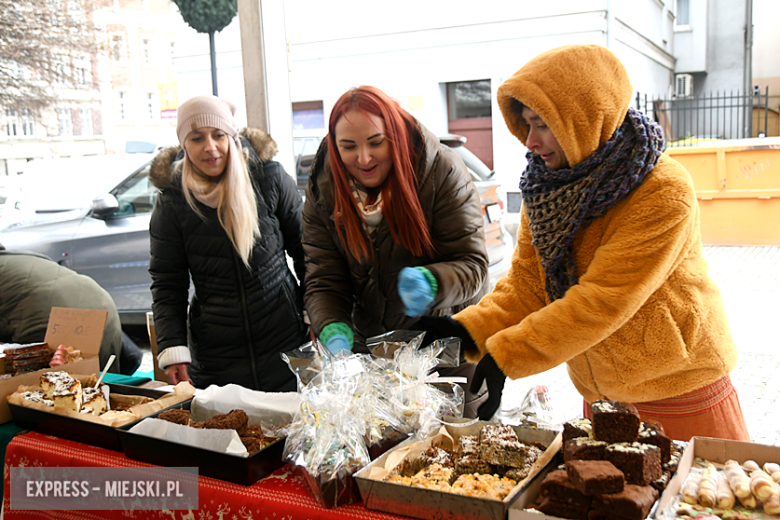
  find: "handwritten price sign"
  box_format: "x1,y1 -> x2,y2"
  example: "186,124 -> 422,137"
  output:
45,307 -> 108,355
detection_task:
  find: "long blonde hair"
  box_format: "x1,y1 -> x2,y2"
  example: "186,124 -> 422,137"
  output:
179,136 -> 260,267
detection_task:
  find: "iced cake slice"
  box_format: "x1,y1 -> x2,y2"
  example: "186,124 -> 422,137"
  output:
21,390 -> 53,407
40,371 -> 78,399
82,386 -> 107,415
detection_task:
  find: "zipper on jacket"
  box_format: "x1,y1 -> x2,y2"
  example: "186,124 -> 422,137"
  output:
232,251 -> 260,390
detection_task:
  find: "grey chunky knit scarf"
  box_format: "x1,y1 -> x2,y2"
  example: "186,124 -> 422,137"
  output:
519,107 -> 664,302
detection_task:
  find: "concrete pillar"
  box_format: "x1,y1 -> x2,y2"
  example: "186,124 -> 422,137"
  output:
237,0 -> 295,177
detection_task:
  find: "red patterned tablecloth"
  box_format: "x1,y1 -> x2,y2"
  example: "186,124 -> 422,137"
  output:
3,431 -> 408,520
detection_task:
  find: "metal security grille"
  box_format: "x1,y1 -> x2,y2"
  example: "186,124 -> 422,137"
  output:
636,87 -> 771,147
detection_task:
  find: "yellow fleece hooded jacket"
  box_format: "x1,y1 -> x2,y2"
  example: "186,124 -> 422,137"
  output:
455,44 -> 737,404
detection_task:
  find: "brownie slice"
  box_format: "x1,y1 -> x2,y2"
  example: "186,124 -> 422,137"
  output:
158,408 -> 191,425
663,448 -> 681,474
194,409 -> 248,435
563,438 -> 608,462
590,400 -> 641,443
591,484 -> 659,520
638,421 -> 672,463
563,419 -> 593,442
651,470 -> 671,492
539,470 -> 592,508
605,442 -> 662,486
537,497 -> 589,520
565,460 -> 624,495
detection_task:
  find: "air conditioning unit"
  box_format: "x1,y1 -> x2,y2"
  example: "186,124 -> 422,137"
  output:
675,74 -> 693,98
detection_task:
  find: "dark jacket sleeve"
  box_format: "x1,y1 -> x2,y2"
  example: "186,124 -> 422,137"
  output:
302,185 -> 355,337
267,160 -> 306,285
423,145 -> 489,309
148,191 -> 191,351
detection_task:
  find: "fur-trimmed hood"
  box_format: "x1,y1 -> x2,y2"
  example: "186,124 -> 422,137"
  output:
149,127 -> 278,189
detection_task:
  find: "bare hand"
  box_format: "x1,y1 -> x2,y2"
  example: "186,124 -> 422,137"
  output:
164,363 -> 191,385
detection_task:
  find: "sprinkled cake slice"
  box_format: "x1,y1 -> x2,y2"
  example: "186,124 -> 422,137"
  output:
478,424 -> 530,468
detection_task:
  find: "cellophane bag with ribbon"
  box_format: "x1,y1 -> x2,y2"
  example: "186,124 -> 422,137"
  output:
281,332 -> 464,508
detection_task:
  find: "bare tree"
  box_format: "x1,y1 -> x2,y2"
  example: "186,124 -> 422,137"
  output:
0,0 -> 99,113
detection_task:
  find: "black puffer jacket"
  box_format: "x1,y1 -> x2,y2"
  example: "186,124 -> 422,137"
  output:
149,129 -> 306,391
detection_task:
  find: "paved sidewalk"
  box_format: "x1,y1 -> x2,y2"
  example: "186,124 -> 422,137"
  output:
501,245 -> 780,446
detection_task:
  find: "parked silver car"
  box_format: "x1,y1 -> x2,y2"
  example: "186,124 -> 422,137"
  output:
0,153 -> 158,326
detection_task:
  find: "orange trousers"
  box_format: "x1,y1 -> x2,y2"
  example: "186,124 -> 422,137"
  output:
583,376 -> 750,442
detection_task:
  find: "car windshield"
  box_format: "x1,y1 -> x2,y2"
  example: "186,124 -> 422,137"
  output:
15,154 -> 154,213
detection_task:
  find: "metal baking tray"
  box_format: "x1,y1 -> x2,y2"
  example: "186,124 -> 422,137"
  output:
117,400 -> 286,486
354,418 -> 562,520
8,383 -> 187,452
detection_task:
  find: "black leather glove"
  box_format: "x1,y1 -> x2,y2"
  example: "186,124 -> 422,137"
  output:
411,315 -> 477,353
470,353 -> 506,421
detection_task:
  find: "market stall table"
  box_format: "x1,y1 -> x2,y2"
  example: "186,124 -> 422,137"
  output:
3,431 -> 410,520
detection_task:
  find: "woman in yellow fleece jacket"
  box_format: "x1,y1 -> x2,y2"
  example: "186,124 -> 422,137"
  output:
415,44 -> 748,441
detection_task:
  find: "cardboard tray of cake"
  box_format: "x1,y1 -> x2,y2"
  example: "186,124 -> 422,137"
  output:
8,371 -> 195,452
508,400 -> 688,520
117,392 -> 292,486
0,307 -> 110,425
354,417 -> 562,520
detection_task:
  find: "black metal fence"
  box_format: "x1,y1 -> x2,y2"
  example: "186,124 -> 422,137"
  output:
636,87 -> 770,147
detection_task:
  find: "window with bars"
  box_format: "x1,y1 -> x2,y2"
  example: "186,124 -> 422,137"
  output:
141,38 -> 154,66
145,91 -> 158,120
116,90 -> 130,122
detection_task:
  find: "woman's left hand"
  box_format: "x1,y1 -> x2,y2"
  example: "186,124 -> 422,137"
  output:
470,353 -> 506,421
398,267 -> 436,317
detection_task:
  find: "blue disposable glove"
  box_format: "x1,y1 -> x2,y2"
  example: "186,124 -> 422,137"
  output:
325,334 -> 351,355
319,322 -> 353,355
398,267 -> 438,317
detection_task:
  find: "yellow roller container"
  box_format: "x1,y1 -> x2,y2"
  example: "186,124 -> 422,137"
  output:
665,137 -> 780,245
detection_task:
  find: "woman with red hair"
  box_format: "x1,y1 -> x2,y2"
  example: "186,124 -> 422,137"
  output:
302,85 -> 491,418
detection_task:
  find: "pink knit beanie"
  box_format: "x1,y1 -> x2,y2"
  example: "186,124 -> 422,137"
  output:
176,95 -> 239,147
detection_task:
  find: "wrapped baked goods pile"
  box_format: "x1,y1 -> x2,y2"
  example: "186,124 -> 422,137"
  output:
281,331 -> 465,508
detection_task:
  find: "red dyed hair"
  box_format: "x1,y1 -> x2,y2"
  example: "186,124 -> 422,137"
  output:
327,86 -> 434,262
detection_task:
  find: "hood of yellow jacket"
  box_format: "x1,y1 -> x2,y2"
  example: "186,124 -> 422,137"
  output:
497,44 -> 634,167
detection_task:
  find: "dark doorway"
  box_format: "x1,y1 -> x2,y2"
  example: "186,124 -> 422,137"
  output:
447,80 -> 493,170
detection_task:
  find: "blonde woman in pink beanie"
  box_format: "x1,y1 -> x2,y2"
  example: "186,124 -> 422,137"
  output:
148,95 -> 308,391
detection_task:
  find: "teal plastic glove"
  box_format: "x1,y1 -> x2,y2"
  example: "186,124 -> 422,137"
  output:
325,334 -> 351,354
398,267 -> 438,317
